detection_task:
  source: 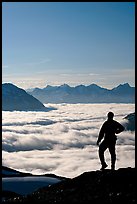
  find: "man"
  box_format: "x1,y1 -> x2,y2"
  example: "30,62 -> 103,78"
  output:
97,112 -> 125,170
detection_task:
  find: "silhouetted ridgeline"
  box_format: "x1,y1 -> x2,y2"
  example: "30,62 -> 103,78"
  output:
3,167 -> 135,203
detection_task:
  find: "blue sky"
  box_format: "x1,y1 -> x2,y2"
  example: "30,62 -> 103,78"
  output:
2,2 -> 135,89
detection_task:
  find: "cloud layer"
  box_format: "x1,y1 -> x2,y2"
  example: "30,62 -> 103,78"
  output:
2,103 -> 135,178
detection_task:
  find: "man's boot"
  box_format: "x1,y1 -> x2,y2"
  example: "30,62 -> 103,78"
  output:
111,164 -> 115,170
100,162 -> 108,170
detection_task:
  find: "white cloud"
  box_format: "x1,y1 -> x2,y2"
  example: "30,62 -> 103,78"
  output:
2,103 -> 135,178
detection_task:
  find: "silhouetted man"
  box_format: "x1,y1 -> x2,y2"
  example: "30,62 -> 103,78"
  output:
97,112 -> 124,170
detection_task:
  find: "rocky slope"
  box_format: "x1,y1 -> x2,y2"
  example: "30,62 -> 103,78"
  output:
3,167 -> 135,203
2,83 -> 49,111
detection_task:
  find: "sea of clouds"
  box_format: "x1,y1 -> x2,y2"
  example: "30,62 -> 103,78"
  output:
2,103 -> 135,178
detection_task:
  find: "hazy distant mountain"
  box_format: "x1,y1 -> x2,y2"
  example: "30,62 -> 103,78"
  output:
2,83 -> 48,111
27,83 -> 135,103
124,112 -> 135,131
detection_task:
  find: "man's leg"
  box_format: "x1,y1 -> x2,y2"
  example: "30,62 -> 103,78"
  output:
109,143 -> 116,170
99,140 -> 108,170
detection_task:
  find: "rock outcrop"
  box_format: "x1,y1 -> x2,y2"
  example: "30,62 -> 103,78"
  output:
3,167 -> 135,203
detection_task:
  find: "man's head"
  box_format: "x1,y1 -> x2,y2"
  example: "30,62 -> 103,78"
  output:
107,112 -> 114,120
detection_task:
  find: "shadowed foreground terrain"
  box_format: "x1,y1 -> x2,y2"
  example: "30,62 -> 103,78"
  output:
3,167 -> 135,203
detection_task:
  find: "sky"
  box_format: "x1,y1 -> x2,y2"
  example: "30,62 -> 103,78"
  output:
2,103 -> 135,178
2,2 -> 135,89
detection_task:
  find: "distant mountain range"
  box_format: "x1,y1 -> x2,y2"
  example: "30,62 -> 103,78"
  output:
27,83 -> 135,103
2,83 -> 49,111
2,83 -> 135,111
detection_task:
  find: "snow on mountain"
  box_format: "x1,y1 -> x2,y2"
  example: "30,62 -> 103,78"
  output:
2,83 -> 49,111
27,83 -> 135,104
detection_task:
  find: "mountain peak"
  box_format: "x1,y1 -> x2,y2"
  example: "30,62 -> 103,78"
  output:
3,83 -> 19,89
112,83 -> 132,92
60,84 -> 70,88
121,83 -> 130,87
89,83 -> 99,87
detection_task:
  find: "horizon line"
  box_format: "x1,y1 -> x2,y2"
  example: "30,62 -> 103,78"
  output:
2,82 -> 134,90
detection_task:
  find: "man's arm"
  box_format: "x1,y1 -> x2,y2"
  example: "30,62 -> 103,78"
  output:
97,123 -> 105,145
115,121 -> 125,134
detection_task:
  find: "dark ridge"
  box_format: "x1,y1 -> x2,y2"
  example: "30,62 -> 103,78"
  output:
3,167 -> 135,203
2,166 -> 68,180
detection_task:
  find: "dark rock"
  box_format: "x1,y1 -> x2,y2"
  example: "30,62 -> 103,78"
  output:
3,167 -> 135,203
